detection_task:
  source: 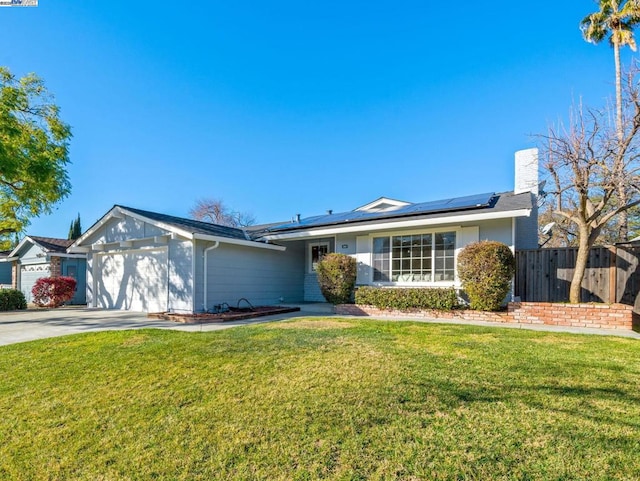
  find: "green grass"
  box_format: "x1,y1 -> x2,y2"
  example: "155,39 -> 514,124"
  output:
1,318 -> 639,480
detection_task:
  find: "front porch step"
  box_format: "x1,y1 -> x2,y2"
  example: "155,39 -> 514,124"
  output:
282,302 -> 335,314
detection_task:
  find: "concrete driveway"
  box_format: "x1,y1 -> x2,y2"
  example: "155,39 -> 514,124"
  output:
0,307 -> 304,346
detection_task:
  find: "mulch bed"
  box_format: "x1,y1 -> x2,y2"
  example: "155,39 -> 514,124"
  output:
148,306 -> 300,324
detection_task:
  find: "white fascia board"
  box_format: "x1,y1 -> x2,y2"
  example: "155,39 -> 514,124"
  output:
73,206 -> 192,247
47,252 -> 87,259
68,246 -> 90,253
193,233 -> 286,251
263,209 -> 532,241
0,256 -> 18,262
72,207 -> 120,247
8,236 -> 34,258
57,253 -> 87,259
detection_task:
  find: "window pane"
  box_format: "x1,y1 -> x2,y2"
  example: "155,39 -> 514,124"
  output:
389,233 -> 434,283
373,237 -> 389,254
373,237 -> 390,281
434,232 -> 456,281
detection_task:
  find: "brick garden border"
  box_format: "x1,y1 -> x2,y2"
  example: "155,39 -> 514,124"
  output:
336,302 -> 640,331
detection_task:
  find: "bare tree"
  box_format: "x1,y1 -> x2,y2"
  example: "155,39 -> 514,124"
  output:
537,204 -> 578,247
539,70 -> 640,303
189,198 -> 256,228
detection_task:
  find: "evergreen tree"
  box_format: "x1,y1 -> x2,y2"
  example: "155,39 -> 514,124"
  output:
68,213 -> 81,240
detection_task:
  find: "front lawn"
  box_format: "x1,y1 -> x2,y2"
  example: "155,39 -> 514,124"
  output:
1,319 -> 639,480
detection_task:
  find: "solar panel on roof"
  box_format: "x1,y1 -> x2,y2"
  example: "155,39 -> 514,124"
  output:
266,192 -> 495,231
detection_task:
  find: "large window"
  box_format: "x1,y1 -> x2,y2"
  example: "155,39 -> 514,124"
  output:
373,231 -> 456,283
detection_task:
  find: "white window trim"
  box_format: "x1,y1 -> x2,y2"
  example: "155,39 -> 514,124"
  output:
308,240 -> 330,273
368,227 -> 461,287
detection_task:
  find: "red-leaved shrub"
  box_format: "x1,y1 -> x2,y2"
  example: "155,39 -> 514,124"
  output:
31,276 -> 77,308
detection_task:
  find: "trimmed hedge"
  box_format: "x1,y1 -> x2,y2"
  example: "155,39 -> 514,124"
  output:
0,289 -> 27,311
457,240 -> 515,311
355,286 -> 460,311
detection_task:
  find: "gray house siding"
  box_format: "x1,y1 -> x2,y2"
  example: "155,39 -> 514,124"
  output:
19,242 -> 46,265
201,240 -> 305,311
479,218 -> 513,246
303,274 -> 325,302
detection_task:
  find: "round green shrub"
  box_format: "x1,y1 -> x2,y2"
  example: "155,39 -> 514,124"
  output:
315,253 -> 357,305
0,289 -> 27,311
457,241 -> 515,311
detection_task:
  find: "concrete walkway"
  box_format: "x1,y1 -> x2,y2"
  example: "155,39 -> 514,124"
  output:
0,305 -> 638,347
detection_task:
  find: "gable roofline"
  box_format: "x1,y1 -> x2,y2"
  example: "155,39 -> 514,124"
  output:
9,235 -> 74,258
354,197 -> 410,212
72,205 -> 281,250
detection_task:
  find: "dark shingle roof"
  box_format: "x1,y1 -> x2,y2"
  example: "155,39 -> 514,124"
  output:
117,206 -> 250,241
29,236 -> 74,253
260,191 -> 534,235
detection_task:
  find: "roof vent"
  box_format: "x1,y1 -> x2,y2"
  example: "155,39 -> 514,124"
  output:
296,213 -> 301,223
327,209 -> 333,215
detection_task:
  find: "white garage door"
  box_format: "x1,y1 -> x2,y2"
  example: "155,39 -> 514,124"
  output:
20,264 -> 50,303
95,248 -> 168,313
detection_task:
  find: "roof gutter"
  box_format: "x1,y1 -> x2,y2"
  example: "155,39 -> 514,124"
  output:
193,233 -> 286,251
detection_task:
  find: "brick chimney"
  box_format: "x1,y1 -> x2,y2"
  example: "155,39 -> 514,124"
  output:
514,148 -> 539,195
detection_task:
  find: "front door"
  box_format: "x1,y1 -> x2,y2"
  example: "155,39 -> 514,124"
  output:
62,259 -> 87,305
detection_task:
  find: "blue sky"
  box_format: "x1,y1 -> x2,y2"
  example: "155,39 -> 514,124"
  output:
0,1 -> 629,237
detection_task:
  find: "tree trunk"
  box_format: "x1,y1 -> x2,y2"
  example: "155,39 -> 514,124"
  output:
569,228 -> 591,303
614,42 -> 629,240
615,42 -> 623,142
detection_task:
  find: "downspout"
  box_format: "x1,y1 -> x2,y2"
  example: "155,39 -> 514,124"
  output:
203,241 -> 220,312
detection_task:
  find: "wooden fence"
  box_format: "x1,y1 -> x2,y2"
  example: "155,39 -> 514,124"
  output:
514,245 -> 640,308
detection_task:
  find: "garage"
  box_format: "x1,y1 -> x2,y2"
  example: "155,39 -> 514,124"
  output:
19,263 -> 50,303
94,248 -> 168,313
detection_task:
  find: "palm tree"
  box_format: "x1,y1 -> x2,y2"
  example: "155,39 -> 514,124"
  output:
582,0 -> 640,140
581,1 -> 640,240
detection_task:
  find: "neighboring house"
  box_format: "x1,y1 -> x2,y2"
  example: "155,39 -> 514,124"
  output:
71,148 -> 540,313
7,236 -> 87,304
